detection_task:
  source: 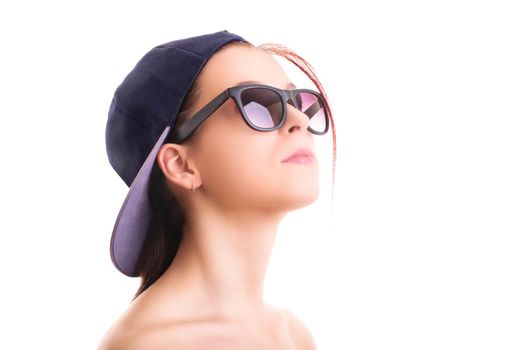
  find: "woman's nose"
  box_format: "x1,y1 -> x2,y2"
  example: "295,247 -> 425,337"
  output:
283,98 -> 310,133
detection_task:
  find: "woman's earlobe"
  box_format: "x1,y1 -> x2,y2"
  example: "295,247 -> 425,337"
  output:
157,144 -> 202,192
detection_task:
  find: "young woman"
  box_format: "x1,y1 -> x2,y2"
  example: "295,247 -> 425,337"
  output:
98,30 -> 336,349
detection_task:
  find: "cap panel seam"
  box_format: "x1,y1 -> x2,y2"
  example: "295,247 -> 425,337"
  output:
111,94 -> 159,133
167,46 -> 205,61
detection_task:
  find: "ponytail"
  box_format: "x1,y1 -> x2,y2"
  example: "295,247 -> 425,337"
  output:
131,160 -> 185,301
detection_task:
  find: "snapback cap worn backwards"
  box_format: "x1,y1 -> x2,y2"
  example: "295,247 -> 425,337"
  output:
105,30 -> 249,277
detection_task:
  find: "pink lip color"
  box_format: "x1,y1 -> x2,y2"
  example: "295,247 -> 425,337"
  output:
283,155 -> 314,164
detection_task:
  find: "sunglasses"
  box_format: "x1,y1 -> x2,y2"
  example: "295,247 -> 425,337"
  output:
170,83 -> 329,143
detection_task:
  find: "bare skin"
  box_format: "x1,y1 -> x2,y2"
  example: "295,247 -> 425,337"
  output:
98,44 -> 319,349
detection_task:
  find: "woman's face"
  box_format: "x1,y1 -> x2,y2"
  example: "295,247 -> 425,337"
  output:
175,45 -> 320,212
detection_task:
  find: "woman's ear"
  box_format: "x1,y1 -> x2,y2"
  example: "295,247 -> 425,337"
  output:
156,143 -> 201,191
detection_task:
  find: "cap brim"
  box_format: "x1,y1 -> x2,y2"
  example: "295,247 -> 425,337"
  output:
109,126 -> 171,277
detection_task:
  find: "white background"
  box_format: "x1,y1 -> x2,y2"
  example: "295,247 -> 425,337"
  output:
0,1 -> 524,349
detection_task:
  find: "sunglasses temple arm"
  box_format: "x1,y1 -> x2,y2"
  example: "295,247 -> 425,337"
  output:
304,101 -> 322,117
172,90 -> 230,142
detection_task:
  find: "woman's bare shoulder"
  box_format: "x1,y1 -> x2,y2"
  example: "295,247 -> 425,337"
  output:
96,293 -> 312,350
276,307 -> 317,350
97,314 -> 241,350
96,324 -> 182,350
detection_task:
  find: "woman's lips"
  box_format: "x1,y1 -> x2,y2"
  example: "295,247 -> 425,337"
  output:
282,148 -> 315,164
283,154 -> 315,164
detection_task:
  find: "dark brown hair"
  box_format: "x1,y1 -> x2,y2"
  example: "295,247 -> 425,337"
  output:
131,40 -> 337,301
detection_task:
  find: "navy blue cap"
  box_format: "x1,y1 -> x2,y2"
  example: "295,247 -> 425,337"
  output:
105,30 -> 249,277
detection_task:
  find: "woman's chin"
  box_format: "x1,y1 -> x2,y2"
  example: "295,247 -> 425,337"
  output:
281,183 -> 320,210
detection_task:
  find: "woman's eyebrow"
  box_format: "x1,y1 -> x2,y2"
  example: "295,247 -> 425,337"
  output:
234,80 -> 297,89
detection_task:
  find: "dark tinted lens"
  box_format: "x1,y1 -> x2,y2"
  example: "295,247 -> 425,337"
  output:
298,92 -> 327,133
240,88 -> 283,129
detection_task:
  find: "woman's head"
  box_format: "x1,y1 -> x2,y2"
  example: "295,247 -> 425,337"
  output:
157,42 -> 321,216
132,39 -> 336,301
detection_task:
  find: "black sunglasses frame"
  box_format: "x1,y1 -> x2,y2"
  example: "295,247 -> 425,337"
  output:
170,83 -> 329,144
